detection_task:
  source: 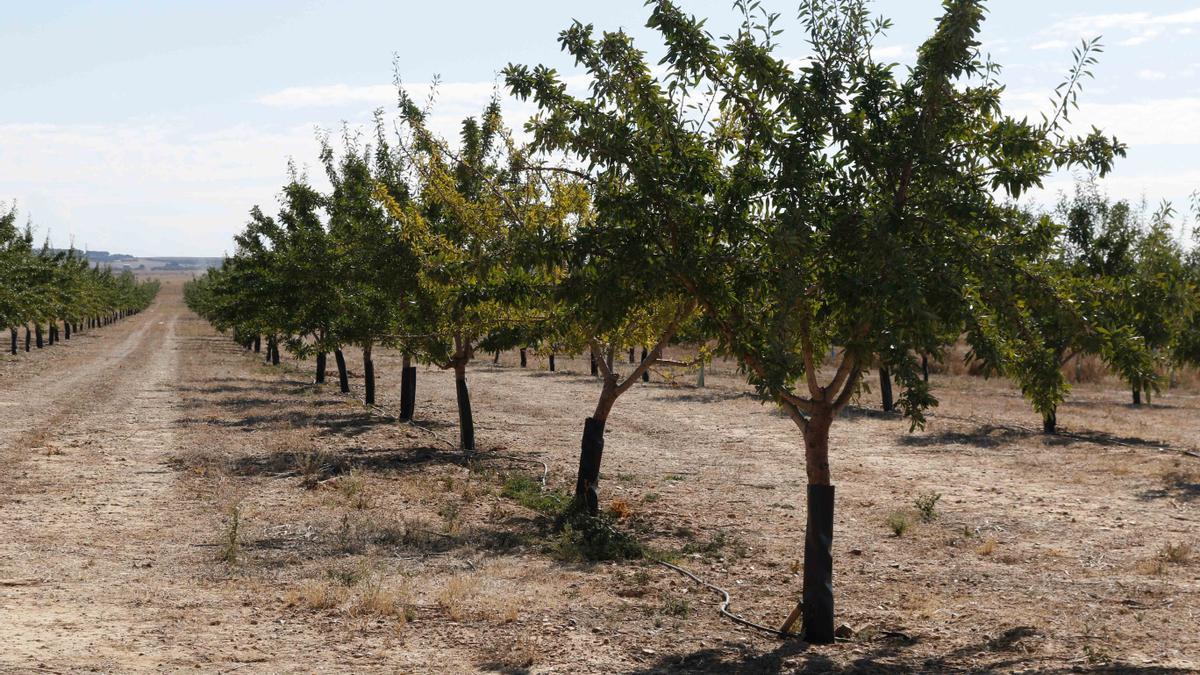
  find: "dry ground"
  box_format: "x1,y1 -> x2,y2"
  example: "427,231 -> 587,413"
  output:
1,280 -> 1197,674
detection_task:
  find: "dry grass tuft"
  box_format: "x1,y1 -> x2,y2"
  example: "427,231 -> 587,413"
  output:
607,498 -> 633,520
1161,542 -> 1193,565
976,537 -> 997,556
438,574 -> 480,622
286,581 -> 344,611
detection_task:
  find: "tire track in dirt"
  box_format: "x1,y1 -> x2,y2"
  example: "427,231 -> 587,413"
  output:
0,287 -> 232,672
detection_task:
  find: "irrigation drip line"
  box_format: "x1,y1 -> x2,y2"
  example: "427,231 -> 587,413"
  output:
653,558 -> 789,639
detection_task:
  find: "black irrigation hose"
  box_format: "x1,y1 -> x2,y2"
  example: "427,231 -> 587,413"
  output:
653,558 -> 789,639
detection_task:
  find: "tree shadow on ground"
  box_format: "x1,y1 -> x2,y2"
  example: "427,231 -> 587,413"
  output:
898,425 -> 1030,450
652,387 -> 757,404
1138,470 -> 1200,502
227,444 -> 468,480
840,405 -> 902,422
628,624 -> 1193,674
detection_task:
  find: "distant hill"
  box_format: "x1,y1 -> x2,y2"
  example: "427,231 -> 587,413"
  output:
49,250 -> 223,271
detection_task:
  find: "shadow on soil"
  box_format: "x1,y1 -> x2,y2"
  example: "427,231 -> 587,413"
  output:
629,624 -> 1192,674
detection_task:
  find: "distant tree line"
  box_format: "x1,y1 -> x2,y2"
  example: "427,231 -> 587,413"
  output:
1,204 -> 160,355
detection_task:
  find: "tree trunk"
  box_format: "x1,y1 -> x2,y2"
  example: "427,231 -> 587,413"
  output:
24,326 -> 31,352
1132,386 -> 1141,406
363,343 -> 375,405
697,360 -> 705,388
879,368 -> 894,412
64,321 -> 70,340
781,409 -> 835,643
254,335 -> 261,353
519,348 -> 527,368
454,361 -> 475,452
400,354 -> 416,421
575,383 -> 617,515
35,325 -> 43,349
549,353 -> 556,371
640,347 -> 649,382
921,354 -> 929,383
1042,407 -> 1057,434
10,328 -> 17,355
335,349 -> 350,393
628,348 -> 636,364
315,352 -> 327,384
493,350 -> 500,364
270,338 -> 280,365
590,353 -> 598,377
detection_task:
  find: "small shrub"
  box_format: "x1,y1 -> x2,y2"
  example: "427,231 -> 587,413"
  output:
501,474 -> 568,515
659,592 -> 691,617
913,491 -> 941,523
885,510 -> 912,537
643,492 -> 661,503
338,472 -> 371,510
219,501 -> 243,564
976,537 -> 997,556
438,503 -> 462,534
552,507 -> 644,562
296,449 -> 335,488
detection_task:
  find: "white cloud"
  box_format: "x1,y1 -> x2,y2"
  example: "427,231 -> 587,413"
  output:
1034,7 -> 1200,50
1031,40 -> 1070,51
1004,94 -> 1200,146
1137,69 -> 1168,81
873,44 -> 906,60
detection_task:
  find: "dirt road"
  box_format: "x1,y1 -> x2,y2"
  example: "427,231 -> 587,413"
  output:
2,280 -> 1197,673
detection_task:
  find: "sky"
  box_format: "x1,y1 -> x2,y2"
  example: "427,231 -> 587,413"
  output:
1,1 -> 1198,256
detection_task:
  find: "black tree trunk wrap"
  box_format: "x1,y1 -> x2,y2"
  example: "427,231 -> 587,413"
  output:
64,322 -> 70,340
35,325 -> 43,349
628,348 -> 636,364
921,354 -> 929,383
590,354 -> 598,376
640,347 -> 649,382
400,366 -> 417,421
455,366 -> 475,452
10,328 -> 16,355
335,349 -> 350,393
1043,407 -> 1057,434
25,326 -> 31,352
271,339 -> 280,366
493,350 -> 499,364
254,335 -> 261,353
575,416 -> 606,515
549,353 -> 555,371
519,348 -> 527,368
364,350 -> 375,405
1132,386 -> 1141,406
315,352 -> 326,384
879,368 -> 894,412
802,484 -> 835,644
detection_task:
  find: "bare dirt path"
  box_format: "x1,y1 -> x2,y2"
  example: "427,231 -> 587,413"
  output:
0,283 -> 331,673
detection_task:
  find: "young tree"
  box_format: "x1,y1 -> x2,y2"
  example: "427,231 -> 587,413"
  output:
509,0 -> 1124,641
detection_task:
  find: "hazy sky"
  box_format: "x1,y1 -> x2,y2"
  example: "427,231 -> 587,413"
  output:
2,1 -> 1198,256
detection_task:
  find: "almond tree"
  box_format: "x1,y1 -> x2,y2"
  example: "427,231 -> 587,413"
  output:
510,0 -> 1124,641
